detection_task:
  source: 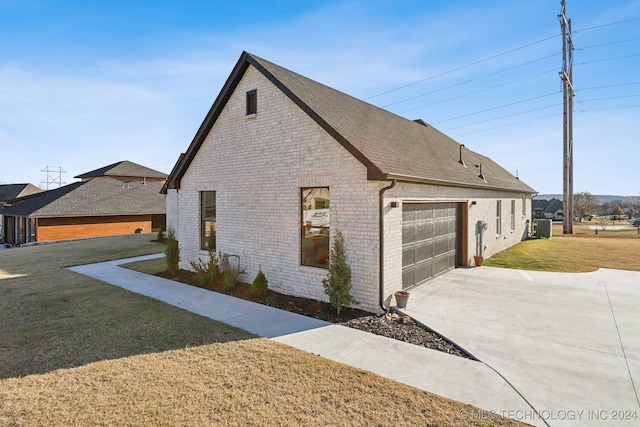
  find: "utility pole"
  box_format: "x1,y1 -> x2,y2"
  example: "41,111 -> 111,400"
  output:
559,0 -> 574,234
40,166 -> 67,190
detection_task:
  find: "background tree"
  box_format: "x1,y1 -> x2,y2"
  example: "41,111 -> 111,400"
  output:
573,191 -> 599,222
612,205 -> 623,222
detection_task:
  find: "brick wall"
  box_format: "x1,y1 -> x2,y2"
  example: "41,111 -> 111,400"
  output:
176,66 -> 382,312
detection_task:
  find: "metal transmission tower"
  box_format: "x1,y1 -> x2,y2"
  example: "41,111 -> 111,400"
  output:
40,166 -> 67,190
559,0 -> 574,234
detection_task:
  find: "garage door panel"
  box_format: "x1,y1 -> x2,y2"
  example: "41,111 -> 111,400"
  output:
402,224 -> 415,242
402,204 -> 415,221
433,257 -> 450,277
434,220 -> 449,236
415,242 -> 433,261
402,202 -> 461,290
415,204 -> 433,220
415,262 -> 433,284
402,269 -> 415,287
434,238 -> 449,256
402,247 -> 415,267
416,222 -> 434,241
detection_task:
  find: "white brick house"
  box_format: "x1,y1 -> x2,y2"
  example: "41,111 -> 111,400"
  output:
163,52 -> 536,313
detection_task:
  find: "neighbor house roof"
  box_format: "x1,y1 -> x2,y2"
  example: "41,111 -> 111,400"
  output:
0,178 -> 165,218
543,198 -> 563,214
75,161 -> 167,180
164,52 -> 535,194
0,184 -> 42,203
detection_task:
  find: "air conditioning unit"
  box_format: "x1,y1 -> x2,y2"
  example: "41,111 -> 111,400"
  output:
535,219 -> 552,238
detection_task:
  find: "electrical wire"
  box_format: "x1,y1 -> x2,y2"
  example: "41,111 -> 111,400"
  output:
430,91 -> 560,125
364,33 -> 560,100
572,16 -> 640,34
383,53 -> 559,108
398,68 -> 557,114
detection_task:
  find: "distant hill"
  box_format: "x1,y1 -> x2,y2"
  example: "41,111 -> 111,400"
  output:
535,194 -> 637,204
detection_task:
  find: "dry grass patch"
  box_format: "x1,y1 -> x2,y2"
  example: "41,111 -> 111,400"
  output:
1,234 -> 528,426
0,339 -> 524,427
485,223 -> 640,272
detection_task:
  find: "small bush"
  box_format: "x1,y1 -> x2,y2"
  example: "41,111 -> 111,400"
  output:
164,228 -> 180,275
222,269 -> 238,290
251,267 -> 268,296
322,230 -> 356,315
190,250 -> 219,288
157,229 -> 165,241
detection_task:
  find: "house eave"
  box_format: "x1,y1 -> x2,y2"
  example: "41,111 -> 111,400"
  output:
381,173 -> 536,195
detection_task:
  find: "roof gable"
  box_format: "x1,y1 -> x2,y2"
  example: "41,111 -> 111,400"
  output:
75,161 -> 167,180
164,52 -> 535,194
0,184 -> 42,202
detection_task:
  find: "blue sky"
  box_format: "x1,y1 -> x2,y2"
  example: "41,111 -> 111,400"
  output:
1,0 -> 639,196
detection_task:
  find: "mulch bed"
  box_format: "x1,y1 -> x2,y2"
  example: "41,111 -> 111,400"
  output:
157,270 -> 473,359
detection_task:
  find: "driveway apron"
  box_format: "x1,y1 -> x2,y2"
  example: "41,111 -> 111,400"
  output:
400,266 -> 640,426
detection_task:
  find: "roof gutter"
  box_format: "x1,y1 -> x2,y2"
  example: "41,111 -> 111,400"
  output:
379,179 -> 396,312
385,173 -> 536,195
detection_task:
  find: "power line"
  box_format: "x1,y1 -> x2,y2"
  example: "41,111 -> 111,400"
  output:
398,68 -> 557,114
451,113 -> 557,138
572,16 -> 640,34
577,53 -> 640,66
430,91 -> 560,124
383,53 -> 559,108
444,103 -> 561,131
364,33 -> 560,100
578,36 -> 640,51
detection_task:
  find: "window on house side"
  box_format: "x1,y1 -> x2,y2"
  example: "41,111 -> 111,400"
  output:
201,191 -> 216,250
301,187 -> 330,268
246,89 -> 257,115
496,200 -> 502,235
511,200 -> 516,231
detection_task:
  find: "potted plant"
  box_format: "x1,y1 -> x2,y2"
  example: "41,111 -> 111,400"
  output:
394,291 -> 410,309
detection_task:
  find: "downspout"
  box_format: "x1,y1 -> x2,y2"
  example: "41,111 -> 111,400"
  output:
379,179 -> 397,312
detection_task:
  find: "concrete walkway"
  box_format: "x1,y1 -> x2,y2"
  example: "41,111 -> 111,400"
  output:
400,266 -> 640,427
69,255 -> 541,426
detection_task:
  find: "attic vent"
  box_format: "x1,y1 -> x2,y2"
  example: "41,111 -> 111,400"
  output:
246,89 -> 257,115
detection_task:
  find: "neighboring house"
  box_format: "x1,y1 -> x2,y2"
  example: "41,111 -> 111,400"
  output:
542,198 -> 563,221
1,161 -> 166,245
0,184 -> 42,243
163,52 -> 536,313
532,198 -> 549,219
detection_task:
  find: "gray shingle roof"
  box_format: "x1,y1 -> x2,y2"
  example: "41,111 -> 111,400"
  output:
165,52 -> 535,194
0,184 -> 42,202
75,161 -> 167,180
0,178 -> 165,218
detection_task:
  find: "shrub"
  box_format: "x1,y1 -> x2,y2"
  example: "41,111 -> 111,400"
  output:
251,267 -> 268,296
190,250 -> 219,289
157,229 -> 165,241
164,228 -> 180,275
222,268 -> 238,290
322,230 -> 356,315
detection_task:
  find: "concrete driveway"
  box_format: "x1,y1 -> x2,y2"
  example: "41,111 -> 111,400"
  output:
401,266 -> 640,426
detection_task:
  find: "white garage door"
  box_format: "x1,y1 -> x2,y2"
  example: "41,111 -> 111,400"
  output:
402,202 -> 461,289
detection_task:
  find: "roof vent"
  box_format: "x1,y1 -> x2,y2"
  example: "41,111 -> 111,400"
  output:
458,144 -> 466,167
475,164 -> 487,183
246,89 -> 257,115
413,119 -> 429,127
